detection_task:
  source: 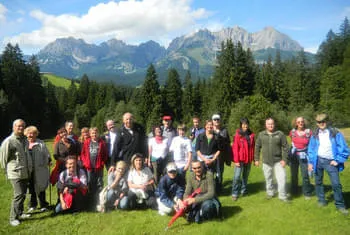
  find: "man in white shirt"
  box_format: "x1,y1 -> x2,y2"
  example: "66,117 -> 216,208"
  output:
307,113 -> 349,215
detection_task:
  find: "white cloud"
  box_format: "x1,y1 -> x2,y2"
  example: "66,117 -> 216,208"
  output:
0,3 -> 8,23
2,0 -> 211,52
304,46 -> 319,54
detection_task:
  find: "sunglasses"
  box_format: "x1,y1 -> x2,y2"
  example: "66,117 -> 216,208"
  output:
213,119 -> 220,121
168,170 -> 177,174
317,120 -> 326,124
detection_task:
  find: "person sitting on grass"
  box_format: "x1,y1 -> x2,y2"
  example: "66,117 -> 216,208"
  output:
55,155 -> 87,214
127,153 -> 157,210
155,162 -> 185,216
183,160 -> 221,224
105,160 -> 129,211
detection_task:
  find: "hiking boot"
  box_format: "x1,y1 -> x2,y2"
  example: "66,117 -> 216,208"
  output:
338,208 -> 349,215
10,219 -> 20,226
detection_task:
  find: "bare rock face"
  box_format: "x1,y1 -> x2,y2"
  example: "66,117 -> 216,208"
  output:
36,26 -> 306,85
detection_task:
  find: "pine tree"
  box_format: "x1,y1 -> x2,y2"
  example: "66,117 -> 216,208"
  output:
182,71 -> 194,124
79,74 -> 90,104
163,68 -> 182,121
255,55 -> 275,101
139,64 -> 160,125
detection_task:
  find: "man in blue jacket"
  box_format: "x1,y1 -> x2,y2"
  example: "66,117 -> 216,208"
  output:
307,113 -> 349,215
155,162 -> 185,215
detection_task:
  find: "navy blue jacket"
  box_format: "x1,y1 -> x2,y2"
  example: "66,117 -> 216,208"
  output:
155,174 -> 185,208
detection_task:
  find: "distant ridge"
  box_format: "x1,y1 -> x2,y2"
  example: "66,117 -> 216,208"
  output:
36,26 -> 313,86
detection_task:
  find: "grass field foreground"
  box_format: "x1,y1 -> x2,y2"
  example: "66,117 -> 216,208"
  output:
1,137 -> 350,235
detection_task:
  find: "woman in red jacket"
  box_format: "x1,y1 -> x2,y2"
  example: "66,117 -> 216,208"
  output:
80,127 -> 108,210
231,118 -> 255,201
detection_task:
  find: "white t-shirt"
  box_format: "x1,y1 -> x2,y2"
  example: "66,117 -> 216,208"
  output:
170,136 -> 192,168
148,137 -> 168,160
127,167 -> 154,186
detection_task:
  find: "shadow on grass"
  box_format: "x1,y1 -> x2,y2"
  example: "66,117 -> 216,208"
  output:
220,205 -> 242,220
220,181 -> 265,197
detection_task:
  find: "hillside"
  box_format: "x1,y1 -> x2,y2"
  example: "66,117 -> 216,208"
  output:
41,73 -> 79,89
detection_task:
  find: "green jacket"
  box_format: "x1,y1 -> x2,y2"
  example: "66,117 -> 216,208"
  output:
254,130 -> 289,166
184,171 -> 215,203
30,139 -> 51,193
0,133 -> 32,180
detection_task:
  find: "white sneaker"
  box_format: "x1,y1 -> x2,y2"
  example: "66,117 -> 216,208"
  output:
40,207 -> 48,212
19,213 -> 31,219
158,211 -> 166,216
28,207 -> 35,213
10,219 -> 20,226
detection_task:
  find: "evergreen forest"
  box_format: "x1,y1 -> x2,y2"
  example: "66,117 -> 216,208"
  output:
1,18 -> 350,139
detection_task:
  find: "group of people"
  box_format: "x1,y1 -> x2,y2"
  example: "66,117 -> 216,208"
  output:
0,112 -> 349,227
232,114 -> 349,217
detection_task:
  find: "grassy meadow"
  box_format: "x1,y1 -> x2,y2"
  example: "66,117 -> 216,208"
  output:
41,74 -> 79,89
1,135 -> 350,235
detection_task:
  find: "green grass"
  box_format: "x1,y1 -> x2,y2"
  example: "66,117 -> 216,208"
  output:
1,138 -> 350,234
41,74 -> 79,89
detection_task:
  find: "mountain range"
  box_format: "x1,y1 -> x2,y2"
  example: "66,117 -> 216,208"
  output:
36,26 -> 314,86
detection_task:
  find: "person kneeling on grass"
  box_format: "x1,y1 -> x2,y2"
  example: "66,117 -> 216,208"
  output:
105,160 -> 129,210
183,161 -> 221,224
155,162 -> 185,216
55,155 -> 88,214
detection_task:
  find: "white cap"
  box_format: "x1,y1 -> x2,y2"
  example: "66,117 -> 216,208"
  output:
212,114 -> 221,120
166,162 -> 177,172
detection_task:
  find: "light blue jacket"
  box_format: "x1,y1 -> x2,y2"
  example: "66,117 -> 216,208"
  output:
307,127 -> 349,172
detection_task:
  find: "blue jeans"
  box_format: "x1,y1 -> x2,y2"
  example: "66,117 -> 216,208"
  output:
290,155 -> 312,196
315,157 -> 345,208
106,190 -> 128,209
188,198 -> 221,223
232,162 -> 251,197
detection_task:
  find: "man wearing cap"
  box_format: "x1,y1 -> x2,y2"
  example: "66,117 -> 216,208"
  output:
161,115 -> 177,145
308,113 -> 349,215
212,114 -> 232,193
0,119 -> 33,226
155,162 -> 185,216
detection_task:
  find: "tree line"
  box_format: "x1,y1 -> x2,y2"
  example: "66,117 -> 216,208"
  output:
1,18 -> 350,139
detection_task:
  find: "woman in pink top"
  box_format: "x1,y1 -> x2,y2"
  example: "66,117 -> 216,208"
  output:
289,116 -> 313,198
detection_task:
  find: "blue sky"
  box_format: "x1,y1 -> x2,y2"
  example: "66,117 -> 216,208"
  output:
0,0 -> 349,54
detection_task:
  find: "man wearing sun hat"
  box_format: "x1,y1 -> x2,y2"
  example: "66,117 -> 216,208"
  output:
308,113 -> 349,215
